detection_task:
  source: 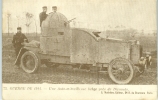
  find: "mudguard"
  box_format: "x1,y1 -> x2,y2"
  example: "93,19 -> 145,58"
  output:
14,46 -> 40,66
14,47 -> 28,65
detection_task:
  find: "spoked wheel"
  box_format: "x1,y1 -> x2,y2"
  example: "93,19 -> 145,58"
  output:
21,51 -> 40,74
108,57 -> 134,84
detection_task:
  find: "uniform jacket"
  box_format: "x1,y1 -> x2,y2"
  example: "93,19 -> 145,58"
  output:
12,33 -> 28,48
39,12 -> 48,27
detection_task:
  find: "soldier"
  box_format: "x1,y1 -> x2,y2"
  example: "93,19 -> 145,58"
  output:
48,6 -> 57,15
12,27 -> 28,57
52,6 -> 57,12
146,53 -> 152,68
39,6 -> 48,27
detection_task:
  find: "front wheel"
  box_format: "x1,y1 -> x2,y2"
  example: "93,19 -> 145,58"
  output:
21,51 -> 40,73
108,57 -> 134,84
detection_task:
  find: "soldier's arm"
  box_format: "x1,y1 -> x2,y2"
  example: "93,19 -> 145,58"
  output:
23,34 -> 29,43
43,14 -> 48,20
39,13 -> 42,27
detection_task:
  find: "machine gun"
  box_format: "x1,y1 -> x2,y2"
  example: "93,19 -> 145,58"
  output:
64,18 -> 76,26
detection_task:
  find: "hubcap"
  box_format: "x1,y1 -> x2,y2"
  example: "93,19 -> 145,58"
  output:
23,55 -> 35,70
111,60 -> 131,81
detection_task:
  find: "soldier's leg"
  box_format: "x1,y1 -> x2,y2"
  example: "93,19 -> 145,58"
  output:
15,47 -> 21,65
15,48 -> 19,57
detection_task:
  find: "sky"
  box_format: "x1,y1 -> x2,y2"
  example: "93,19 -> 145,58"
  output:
2,0 -> 157,33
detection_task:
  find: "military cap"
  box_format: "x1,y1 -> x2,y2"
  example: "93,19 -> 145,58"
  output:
43,6 -> 47,8
52,6 -> 57,8
17,27 -> 21,30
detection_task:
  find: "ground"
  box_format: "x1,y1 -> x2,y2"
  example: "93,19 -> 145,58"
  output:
2,34 -> 157,84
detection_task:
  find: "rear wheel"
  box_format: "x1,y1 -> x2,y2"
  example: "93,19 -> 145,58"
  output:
21,51 -> 40,73
108,57 -> 134,84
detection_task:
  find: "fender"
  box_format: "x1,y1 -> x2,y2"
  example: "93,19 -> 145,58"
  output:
14,46 -> 40,66
14,47 -> 28,65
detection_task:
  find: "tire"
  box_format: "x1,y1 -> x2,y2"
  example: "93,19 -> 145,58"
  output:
108,57 -> 134,84
20,51 -> 40,74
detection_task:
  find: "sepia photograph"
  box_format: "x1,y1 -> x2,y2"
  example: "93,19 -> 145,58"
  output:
2,0 -> 157,99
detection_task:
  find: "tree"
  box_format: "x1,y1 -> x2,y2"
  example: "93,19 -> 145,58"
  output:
7,13 -> 11,36
25,12 -> 33,34
33,18 -> 37,37
153,31 -> 156,36
129,28 -> 137,38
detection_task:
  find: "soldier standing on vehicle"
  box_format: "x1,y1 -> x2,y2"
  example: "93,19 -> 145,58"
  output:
12,27 -> 28,57
48,6 -> 57,14
39,6 -> 48,27
52,6 -> 57,12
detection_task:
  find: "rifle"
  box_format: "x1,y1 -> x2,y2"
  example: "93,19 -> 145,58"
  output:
64,18 -> 76,25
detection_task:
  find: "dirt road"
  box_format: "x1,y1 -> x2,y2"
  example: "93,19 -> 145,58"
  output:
2,52 -> 157,84
2,36 -> 157,84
